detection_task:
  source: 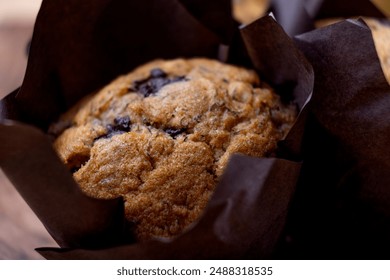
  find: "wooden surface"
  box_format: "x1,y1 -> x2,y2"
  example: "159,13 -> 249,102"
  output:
0,0 -> 57,260
0,171 -> 57,259
0,24 -> 30,98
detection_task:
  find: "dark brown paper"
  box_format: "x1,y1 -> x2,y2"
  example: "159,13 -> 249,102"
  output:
279,19 -> 390,259
0,0 -> 312,259
259,0 -> 390,259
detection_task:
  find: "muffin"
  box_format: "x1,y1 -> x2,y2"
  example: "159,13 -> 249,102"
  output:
51,58 -> 296,240
316,18 -> 390,83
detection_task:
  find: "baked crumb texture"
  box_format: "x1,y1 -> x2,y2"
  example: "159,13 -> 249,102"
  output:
52,58 -> 296,240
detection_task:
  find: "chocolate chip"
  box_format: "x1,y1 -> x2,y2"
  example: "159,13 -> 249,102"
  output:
150,68 -> 167,78
130,69 -> 187,97
113,116 -> 131,132
164,127 -> 186,138
95,116 -> 132,141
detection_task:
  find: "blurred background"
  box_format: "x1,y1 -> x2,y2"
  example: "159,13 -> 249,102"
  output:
0,0 -> 57,260
0,0 -> 42,98
373,0 -> 390,16
0,0 -> 389,260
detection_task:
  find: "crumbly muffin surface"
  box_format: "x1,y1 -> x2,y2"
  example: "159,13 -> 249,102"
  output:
52,58 -> 296,240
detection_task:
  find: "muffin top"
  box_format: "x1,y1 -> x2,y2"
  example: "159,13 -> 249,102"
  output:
52,58 -> 296,240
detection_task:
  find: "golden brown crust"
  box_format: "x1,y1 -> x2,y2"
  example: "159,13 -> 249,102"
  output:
52,58 -> 296,240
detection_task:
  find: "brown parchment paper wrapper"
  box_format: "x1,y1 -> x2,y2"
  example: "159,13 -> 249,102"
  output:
0,0 -> 313,259
277,19 -> 390,259
262,0 -> 390,259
